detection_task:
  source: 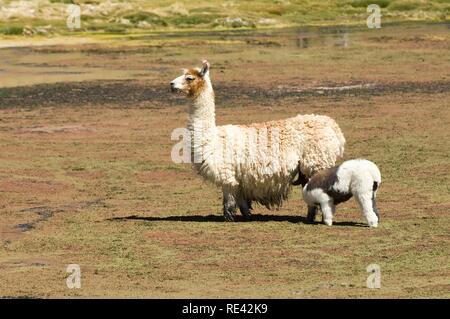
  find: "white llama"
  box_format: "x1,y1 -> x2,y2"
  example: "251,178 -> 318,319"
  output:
170,60 -> 346,221
295,159 -> 381,227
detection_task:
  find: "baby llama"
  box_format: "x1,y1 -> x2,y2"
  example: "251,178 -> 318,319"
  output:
294,159 -> 381,227
170,60 -> 346,221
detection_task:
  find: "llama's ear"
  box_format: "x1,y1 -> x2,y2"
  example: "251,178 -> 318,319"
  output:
199,60 -> 210,77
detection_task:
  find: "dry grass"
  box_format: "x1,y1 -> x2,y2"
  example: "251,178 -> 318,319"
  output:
0,23 -> 449,298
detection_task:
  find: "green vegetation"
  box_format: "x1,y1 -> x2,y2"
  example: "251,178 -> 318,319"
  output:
350,0 -> 391,8
49,0 -> 74,4
0,25 -> 23,35
0,0 -> 448,36
122,12 -> 168,27
388,0 -> 425,11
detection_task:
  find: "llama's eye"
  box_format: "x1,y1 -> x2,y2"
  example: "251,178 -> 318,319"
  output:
186,76 -> 195,81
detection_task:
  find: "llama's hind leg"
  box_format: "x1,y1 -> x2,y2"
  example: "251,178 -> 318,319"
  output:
237,196 -> 253,221
372,192 -> 380,221
355,192 -> 378,228
319,200 -> 335,226
223,187 -> 238,222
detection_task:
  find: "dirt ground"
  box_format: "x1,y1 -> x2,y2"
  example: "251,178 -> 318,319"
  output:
0,23 -> 449,298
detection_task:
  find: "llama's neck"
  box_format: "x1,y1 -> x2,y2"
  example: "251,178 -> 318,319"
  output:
187,77 -> 217,168
187,78 -> 216,131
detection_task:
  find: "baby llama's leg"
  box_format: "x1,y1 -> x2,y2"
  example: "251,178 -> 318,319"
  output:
223,187 -> 238,221
319,200 -> 335,226
306,206 -> 318,223
372,191 -> 380,221
355,192 -> 379,227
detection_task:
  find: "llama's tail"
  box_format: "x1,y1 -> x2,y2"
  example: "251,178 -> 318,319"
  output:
371,162 -> 381,220
372,182 -> 380,220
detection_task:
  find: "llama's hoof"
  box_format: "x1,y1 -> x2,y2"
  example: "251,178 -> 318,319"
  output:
223,211 -> 237,222
306,206 -> 318,223
367,217 -> 379,228
323,219 -> 333,226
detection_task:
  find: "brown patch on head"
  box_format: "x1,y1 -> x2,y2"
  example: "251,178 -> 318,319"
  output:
185,68 -> 206,98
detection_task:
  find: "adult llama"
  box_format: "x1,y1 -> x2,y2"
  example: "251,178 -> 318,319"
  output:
170,60 -> 345,221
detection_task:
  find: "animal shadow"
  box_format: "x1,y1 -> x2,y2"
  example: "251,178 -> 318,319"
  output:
109,214 -> 367,227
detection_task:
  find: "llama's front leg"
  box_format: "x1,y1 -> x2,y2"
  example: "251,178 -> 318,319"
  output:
319,200 -> 335,226
222,187 -> 238,222
356,192 -> 378,228
306,205 -> 318,223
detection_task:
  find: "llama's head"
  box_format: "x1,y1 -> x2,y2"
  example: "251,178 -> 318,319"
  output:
170,60 -> 211,98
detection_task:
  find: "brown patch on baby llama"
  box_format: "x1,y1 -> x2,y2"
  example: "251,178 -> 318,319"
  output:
306,166 -> 339,191
306,165 -> 353,205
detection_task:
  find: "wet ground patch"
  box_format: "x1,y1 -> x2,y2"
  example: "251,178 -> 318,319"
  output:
14,198 -> 104,233
1,79 -> 449,109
